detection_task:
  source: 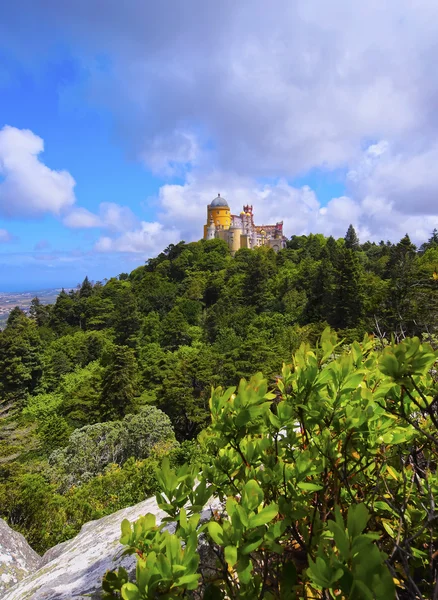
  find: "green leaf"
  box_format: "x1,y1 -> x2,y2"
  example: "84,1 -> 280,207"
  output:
224,545 -> 238,567
307,557 -> 330,588
120,519 -> 131,543
382,521 -> 395,538
208,521 -> 224,545
328,521 -> 350,560
297,482 -> 323,491
235,409 -> 251,428
121,583 -> 140,600
236,504 -> 249,528
241,537 -> 263,555
236,557 -> 253,584
174,573 -> 201,587
347,503 -> 369,538
351,579 -> 375,600
248,503 -> 278,528
242,480 -> 263,511
226,497 -> 237,517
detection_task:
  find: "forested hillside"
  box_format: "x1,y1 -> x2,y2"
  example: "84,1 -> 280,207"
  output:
0,227 -> 437,557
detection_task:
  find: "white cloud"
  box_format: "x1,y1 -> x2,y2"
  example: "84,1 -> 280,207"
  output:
0,228 -> 13,243
4,0 -> 438,178
348,142 -> 438,216
2,3 -> 438,246
79,162 -> 438,257
63,207 -> 101,228
152,168 -> 438,248
0,125 -> 76,217
64,202 -> 138,231
27,0 -> 438,178
99,203 -> 138,232
139,130 -> 199,175
95,221 -> 180,254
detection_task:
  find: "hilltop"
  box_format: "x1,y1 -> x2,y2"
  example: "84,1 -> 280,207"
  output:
0,228 -> 437,597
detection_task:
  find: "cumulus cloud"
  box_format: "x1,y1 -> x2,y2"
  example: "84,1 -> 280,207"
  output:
0,228 -> 14,243
0,125 -> 76,218
95,221 -> 179,254
64,202 -> 138,231
4,0 -> 438,178
348,141 -> 438,216
139,130 -> 199,175
63,207 -> 101,228
152,167 -> 438,248
2,1 -> 438,246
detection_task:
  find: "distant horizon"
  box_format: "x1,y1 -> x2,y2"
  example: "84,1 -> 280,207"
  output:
0,285 -> 77,295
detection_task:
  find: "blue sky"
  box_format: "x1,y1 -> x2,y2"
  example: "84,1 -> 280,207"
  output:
1,1 -> 438,291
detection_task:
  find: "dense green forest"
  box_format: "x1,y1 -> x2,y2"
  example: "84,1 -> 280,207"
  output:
0,226 -> 437,571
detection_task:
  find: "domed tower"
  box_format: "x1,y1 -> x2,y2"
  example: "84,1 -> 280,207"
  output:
203,193 -> 231,238
206,215 -> 216,240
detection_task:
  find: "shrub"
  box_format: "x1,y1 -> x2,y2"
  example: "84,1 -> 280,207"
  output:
50,405 -> 176,488
104,329 -> 438,599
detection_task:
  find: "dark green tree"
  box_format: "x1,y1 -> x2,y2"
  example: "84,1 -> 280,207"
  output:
344,224 -> 360,250
50,289 -> 79,333
79,276 -> 93,298
29,297 -> 50,327
160,307 -> 191,350
113,288 -> 141,346
419,228 -> 438,253
38,413 -> 71,454
384,234 -> 418,333
331,247 -> 366,329
6,306 -> 26,329
100,346 -> 138,420
0,313 -> 43,401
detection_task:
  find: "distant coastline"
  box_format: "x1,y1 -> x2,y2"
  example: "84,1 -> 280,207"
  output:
0,288 -> 74,325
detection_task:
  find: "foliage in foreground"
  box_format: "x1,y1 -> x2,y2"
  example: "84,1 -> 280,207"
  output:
104,330 -> 438,599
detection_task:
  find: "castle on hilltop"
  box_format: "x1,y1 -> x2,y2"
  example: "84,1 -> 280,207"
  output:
203,194 -> 287,255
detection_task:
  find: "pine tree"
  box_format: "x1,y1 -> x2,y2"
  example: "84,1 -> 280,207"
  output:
0,313 -> 43,401
344,224 -> 360,250
50,289 -> 79,332
6,306 -> 27,329
331,248 -> 366,329
29,297 -> 50,327
419,228 -> 438,253
38,414 -> 71,454
160,307 -> 191,350
79,276 -> 93,298
113,288 -> 141,346
384,234 -> 418,333
100,346 -> 138,420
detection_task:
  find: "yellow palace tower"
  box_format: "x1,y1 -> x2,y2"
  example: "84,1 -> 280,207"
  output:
203,193 -> 231,238
203,193 -> 287,254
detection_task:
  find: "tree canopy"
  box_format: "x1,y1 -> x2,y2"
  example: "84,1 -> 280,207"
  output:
0,227 -> 437,596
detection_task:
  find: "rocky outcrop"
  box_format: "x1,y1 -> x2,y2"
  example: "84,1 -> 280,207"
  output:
3,496 -> 221,600
0,518 -> 42,596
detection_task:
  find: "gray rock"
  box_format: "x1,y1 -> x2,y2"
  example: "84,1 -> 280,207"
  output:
3,496 -> 222,600
0,518 -> 42,596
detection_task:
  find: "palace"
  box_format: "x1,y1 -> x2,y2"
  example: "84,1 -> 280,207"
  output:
203,194 -> 287,255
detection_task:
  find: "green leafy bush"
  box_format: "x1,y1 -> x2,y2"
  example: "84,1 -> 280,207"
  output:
104,329 -> 438,599
50,405 -> 176,488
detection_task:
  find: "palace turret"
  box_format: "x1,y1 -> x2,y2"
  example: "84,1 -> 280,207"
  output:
203,194 -> 287,255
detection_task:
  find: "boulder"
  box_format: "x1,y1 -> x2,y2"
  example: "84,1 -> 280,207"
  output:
3,496 -> 221,600
0,518 -> 42,596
